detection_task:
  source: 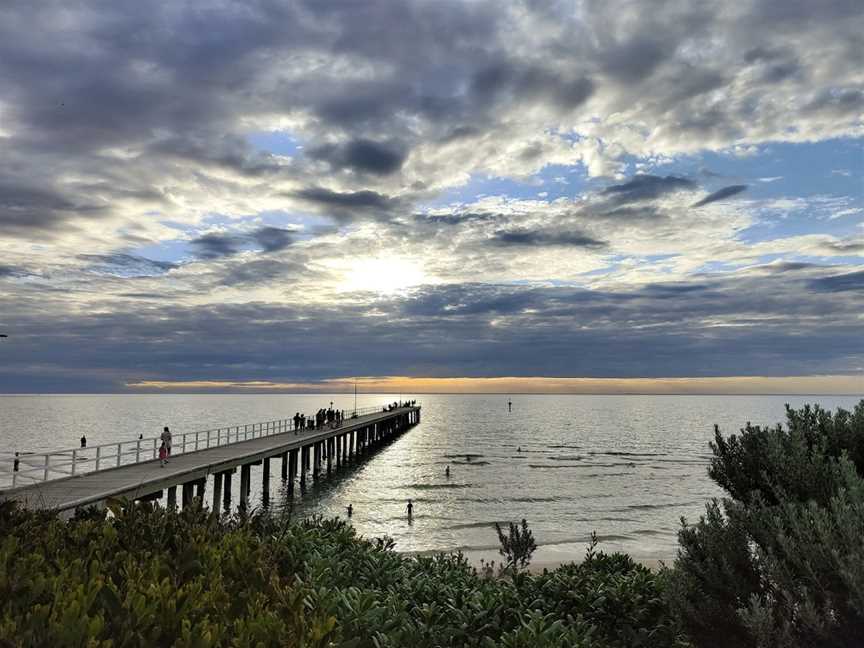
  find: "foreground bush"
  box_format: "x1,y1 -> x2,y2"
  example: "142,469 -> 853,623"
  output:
0,501 -> 686,647
670,400 -> 864,648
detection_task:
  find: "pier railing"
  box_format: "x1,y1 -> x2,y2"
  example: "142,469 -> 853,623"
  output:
0,403 -> 418,489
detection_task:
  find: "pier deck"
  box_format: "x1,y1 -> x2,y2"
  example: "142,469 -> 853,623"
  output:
1,406 -> 420,512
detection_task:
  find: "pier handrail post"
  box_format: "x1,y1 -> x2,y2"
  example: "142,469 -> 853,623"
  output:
44,454 -> 50,481
116,443 -> 121,467
195,431 -> 200,451
136,440 -> 141,463
72,449 -> 77,475
97,446 -> 102,470
152,438 -> 157,460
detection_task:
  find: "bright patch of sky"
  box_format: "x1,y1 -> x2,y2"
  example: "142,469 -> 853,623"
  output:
247,131 -> 304,157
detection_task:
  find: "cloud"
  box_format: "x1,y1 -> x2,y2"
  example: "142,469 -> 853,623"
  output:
0,2 -> 861,390
251,226 -> 294,253
78,254 -> 177,277
0,182 -> 105,235
309,139 -> 407,175
489,229 -> 607,249
293,187 -> 400,222
691,185 -> 749,208
189,227 -> 296,259
0,264 -> 28,279
810,270 -> 864,292
603,175 -> 695,205
189,233 -> 244,259
1,267 -> 862,392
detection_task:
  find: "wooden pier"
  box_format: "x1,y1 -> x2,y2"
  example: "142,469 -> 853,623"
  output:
1,405 -> 421,513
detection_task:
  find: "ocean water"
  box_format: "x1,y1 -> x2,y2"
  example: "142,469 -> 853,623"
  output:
1,393 -> 860,563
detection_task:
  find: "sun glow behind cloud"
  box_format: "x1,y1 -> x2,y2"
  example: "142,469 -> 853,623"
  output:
335,257 -> 428,294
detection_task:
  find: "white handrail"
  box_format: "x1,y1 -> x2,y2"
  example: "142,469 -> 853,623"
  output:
0,403 -> 420,489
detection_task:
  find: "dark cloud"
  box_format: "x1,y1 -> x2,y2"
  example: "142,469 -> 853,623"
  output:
251,227 -> 294,253
489,229 -> 607,249
810,270 -> 864,292
0,264 -> 27,279
421,212 -> 502,226
78,254 -> 177,277
2,268 -> 862,391
189,233 -> 244,259
0,183 -> 105,234
309,139 -> 407,175
218,259 -> 302,287
603,175 -> 695,205
471,61 -> 594,110
691,185 -> 748,208
190,227 -> 296,259
804,88 -> 864,116
293,187 -> 400,222
598,206 -> 665,221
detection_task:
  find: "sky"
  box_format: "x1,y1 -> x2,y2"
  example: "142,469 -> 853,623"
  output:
0,0 -> 862,394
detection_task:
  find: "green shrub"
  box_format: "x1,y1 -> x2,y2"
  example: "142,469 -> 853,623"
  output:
0,501 -> 687,647
494,518 -> 537,572
670,400 -> 864,648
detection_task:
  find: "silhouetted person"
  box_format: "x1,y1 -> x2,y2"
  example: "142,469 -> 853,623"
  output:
517,446 -> 521,453
445,465 -> 450,478
138,434 -> 143,440
80,435 -> 86,448
406,499 -> 414,518
508,399 -> 512,412
13,452 -> 19,472
161,427 -> 172,460
466,454 -> 471,462
346,504 -> 353,518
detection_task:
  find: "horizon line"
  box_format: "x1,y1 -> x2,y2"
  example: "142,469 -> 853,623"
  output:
1,391 -> 862,397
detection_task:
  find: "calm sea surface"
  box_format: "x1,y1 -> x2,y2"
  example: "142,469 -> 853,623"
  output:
1,393 -> 860,563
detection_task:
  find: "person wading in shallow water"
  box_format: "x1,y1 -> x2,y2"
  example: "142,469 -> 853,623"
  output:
406,499 -> 414,519
346,504 -> 353,518
445,465 -> 450,478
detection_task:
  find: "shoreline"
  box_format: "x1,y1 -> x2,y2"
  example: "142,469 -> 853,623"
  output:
403,546 -> 675,573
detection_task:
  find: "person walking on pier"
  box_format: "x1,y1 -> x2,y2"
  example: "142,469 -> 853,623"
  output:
161,426 -> 172,460
159,441 -> 168,467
